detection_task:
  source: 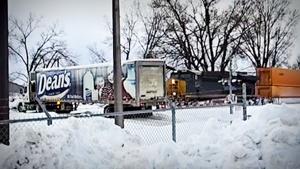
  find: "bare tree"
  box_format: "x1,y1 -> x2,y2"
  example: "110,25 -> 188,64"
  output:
87,44 -> 107,63
99,1 -> 165,60
9,14 -> 76,82
290,55 -> 300,69
135,1 -> 166,59
121,13 -> 138,60
237,0 -> 299,68
151,0 -> 202,69
102,11 -> 138,61
151,0 -> 252,71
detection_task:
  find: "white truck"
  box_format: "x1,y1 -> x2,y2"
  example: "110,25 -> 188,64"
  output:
18,59 -> 167,113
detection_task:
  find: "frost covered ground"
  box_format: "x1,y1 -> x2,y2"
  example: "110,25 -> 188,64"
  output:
1,103 -> 300,169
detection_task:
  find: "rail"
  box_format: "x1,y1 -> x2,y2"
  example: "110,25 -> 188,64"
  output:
0,103 -> 247,125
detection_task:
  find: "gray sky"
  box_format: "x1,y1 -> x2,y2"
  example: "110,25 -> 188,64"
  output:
8,0 -> 300,75
8,0 -> 114,65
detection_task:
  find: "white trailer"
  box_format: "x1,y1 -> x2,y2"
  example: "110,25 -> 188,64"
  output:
18,59 -> 166,113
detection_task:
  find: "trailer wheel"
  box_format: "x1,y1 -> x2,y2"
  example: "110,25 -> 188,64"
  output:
103,106 -> 112,113
103,105 -> 114,118
56,110 -> 71,114
17,103 -> 26,113
143,106 -> 153,117
103,107 -> 109,114
36,104 -> 43,113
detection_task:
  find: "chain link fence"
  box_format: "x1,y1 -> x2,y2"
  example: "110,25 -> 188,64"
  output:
0,101 -> 250,147
1,83 -> 251,145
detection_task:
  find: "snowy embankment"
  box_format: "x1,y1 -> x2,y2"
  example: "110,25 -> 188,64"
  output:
1,104 -> 300,169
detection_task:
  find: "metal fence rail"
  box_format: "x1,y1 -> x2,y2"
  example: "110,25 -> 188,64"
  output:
2,85 -> 300,146
0,83 -> 250,145
0,101 -> 249,146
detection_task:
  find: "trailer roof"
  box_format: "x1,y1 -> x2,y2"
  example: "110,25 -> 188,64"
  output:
35,62 -> 112,72
35,59 -> 165,72
123,58 -> 165,63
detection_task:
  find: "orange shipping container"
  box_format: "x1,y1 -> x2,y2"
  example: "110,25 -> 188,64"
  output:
255,85 -> 300,98
257,68 -> 300,87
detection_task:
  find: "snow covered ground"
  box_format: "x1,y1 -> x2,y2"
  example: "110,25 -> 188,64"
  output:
1,103 -> 300,169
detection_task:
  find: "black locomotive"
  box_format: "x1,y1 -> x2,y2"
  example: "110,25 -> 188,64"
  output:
167,69 -> 257,102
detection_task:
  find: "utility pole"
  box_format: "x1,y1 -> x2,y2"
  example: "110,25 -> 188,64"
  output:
0,0 -> 9,145
112,0 -> 124,128
229,57 -> 233,115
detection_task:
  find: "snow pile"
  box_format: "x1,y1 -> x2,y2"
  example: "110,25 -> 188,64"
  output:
0,104 -> 300,169
170,104 -> 300,169
253,104 -> 300,169
70,103 -> 104,115
0,117 -> 141,169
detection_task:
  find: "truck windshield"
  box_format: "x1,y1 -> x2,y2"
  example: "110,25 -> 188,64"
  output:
31,82 -> 36,93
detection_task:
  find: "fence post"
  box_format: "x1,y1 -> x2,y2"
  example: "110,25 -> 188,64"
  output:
228,56 -> 234,115
35,97 -> 52,125
171,102 -> 176,142
242,83 -> 247,121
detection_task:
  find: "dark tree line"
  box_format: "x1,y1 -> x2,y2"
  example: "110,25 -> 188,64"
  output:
237,0 -> 299,68
110,0 -> 298,72
11,1 -> 296,78
88,0 -> 298,72
153,0 -> 298,71
150,0 -> 253,71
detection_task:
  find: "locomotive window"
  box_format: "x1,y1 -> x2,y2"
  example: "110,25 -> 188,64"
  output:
31,81 -> 36,92
195,81 -> 201,88
180,74 -> 192,79
172,74 -> 179,78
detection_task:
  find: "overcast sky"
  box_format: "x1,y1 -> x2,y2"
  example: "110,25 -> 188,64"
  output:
8,0 -> 300,75
9,0 -> 115,65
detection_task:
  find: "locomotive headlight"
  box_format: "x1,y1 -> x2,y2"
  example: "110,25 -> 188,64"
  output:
171,79 -> 176,84
172,92 -> 177,96
56,101 -> 61,109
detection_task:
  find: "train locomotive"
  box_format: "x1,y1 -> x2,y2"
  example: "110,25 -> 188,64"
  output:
166,69 -> 257,104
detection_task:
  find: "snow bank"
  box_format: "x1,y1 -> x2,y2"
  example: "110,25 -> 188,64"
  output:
70,103 -> 105,115
0,117 -> 141,169
219,104 -> 300,169
0,104 -> 300,169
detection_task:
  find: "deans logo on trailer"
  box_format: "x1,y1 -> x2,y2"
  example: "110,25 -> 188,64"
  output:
37,70 -> 71,100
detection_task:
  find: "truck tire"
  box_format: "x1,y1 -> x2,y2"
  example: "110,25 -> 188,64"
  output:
142,106 -> 153,117
103,105 -> 114,118
36,105 -> 43,113
56,110 -> 71,114
17,103 -> 26,113
55,103 -> 73,114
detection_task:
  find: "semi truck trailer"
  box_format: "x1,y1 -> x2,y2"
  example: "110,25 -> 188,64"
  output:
18,59 -> 167,113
